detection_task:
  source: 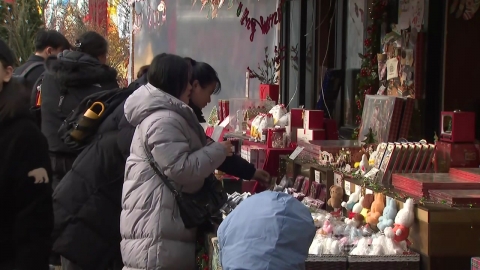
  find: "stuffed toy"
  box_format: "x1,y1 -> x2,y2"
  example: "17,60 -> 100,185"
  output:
366,193 -> 386,226
385,198 -> 415,243
327,185 -> 343,212
360,194 -> 374,219
377,197 -> 398,232
341,187 -> 361,212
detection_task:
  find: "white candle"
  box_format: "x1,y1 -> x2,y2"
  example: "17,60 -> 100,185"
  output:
245,71 -> 250,98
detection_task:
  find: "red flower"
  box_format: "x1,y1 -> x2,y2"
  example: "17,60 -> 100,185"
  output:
364,38 -> 372,47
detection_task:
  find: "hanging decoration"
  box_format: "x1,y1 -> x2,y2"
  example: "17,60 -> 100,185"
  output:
192,0 -> 235,19
353,0 -> 387,139
237,0 -> 285,42
130,0 -> 166,33
450,0 -> 480,20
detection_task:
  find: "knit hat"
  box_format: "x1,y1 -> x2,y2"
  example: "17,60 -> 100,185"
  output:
0,39 -> 15,67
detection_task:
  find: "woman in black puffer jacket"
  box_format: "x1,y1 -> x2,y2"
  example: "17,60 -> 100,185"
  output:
41,31 -> 119,190
51,68 -> 149,270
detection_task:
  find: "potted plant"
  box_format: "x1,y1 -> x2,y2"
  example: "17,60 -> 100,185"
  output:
247,45 -> 286,104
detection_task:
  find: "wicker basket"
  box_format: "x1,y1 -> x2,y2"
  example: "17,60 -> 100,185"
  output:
305,254 -> 348,270
347,252 -> 420,270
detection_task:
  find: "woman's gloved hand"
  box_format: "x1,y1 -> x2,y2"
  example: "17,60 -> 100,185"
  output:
252,169 -> 271,187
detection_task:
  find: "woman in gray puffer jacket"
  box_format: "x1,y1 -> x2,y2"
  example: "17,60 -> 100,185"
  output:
120,53 -> 231,269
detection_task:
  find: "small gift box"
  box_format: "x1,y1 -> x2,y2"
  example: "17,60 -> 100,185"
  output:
303,110 -> 324,130
472,257 -> 480,270
290,108 -> 304,128
297,128 -> 326,142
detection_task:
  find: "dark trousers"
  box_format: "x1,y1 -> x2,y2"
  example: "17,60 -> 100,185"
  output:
49,153 -> 77,266
61,257 -> 123,270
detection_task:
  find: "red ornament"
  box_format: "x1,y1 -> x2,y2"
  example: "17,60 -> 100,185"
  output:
364,38 -> 372,47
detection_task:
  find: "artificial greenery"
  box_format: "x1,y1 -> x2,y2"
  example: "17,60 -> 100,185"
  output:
0,0 -> 43,66
353,0 -> 388,139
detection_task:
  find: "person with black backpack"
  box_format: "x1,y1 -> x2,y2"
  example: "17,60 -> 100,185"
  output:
51,66 -> 149,270
40,31 -> 119,191
14,29 -> 70,103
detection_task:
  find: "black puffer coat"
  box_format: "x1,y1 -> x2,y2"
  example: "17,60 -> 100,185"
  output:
41,50 -> 119,155
51,78 -> 145,270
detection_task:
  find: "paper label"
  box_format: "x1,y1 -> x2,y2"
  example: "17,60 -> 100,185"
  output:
345,181 -> 351,196
334,173 -> 343,187
386,58 -> 399,80
314,170 -> 320,183
289,146 -> 305,160
364,167 -> 380,179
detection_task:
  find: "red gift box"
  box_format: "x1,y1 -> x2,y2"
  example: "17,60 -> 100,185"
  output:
323,118 -> 339,140
449,168 -> 480,182
440,111 -> 476,143
435,141 -> 479,172
297,128 -> 326,142
259,84 -> 279,104
303,110 -> 324,130
290,108 -> 304,128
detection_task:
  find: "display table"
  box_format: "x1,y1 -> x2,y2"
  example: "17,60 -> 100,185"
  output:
343,177 -> 480,270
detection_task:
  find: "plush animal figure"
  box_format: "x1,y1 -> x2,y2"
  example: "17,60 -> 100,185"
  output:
327,185 -> 344,211
352,196 -> 364,215
366,193 -> 386,226
341,187 -> 361,212
321,215 -> 333,235
360,194 -> 374,219
385,198 -> 415,243
377,197 -> 398,232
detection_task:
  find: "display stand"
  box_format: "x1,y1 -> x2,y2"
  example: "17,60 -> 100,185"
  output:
342,177 -> 480,270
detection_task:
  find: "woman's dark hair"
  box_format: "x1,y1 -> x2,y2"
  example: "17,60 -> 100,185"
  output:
137,65 -> 150,78
74,31 -> 108,58
148,53 -> 190,98
0,79 -> 29,123
185,57 -> 221,94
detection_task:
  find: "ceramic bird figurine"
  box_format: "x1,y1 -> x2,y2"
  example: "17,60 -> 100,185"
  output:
360,154 -> 370,175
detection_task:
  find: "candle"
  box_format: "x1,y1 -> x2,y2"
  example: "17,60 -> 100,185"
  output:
245,71 -> 250,98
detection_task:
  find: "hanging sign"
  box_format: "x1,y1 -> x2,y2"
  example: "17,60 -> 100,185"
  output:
237,0 -> 285,42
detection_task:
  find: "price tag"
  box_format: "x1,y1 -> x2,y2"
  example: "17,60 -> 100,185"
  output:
289,146 -> 305,160
314,170 -> 320,183
364,167 -> 379,179
334,172 -> 343,187
345,181 -> 351,196
366,189 -> 373,194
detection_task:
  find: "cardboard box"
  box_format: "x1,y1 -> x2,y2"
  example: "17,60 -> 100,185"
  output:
435,141 -> 479,172
297,128 -> 326,142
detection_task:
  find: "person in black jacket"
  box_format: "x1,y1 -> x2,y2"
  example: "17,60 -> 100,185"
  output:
51,68 -> 149,270
41,31 -> 119,190
13,29 -> 70,101
187,58 -> 270,185
0,39 -> 53,270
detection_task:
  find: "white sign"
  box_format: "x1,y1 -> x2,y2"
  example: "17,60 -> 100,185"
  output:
289,146 -> 305,160
345,181 -> 351,196
314,170 -> 320,183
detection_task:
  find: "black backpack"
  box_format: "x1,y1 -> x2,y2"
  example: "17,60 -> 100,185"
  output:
58,87 -> 136,152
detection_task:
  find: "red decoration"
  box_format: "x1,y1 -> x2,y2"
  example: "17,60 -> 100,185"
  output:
238,0 -> 286,42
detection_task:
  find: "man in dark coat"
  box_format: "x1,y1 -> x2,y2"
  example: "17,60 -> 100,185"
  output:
13,29 -> 70,102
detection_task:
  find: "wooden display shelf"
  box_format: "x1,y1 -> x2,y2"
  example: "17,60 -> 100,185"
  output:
343,177 -> 480,270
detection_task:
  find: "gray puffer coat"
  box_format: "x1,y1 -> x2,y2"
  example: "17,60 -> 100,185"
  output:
120,83 -> 227,270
